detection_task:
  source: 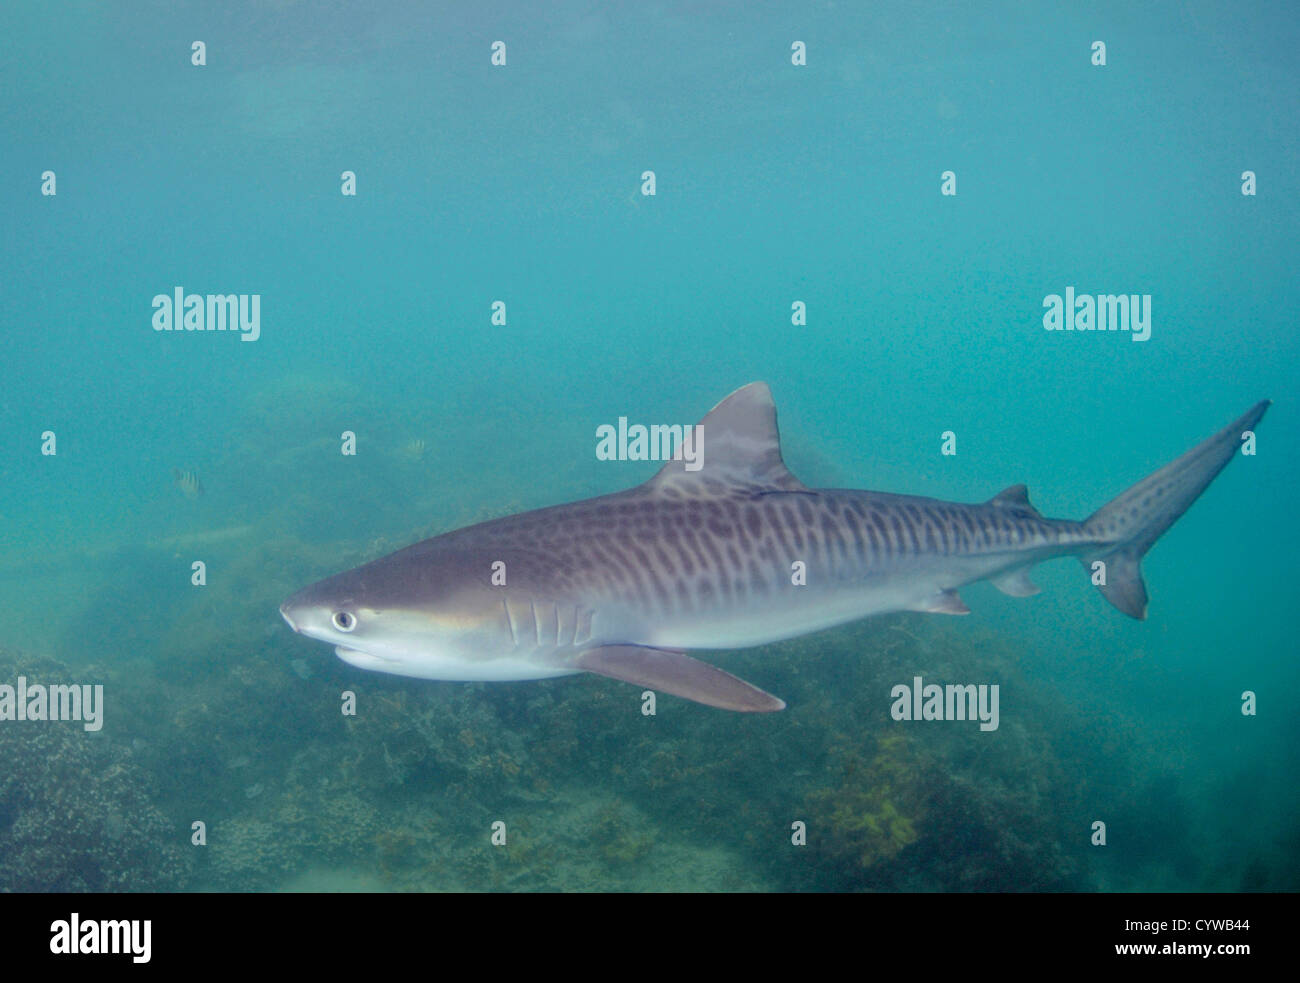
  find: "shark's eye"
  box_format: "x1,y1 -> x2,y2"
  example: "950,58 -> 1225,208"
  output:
332,611 -> 356,632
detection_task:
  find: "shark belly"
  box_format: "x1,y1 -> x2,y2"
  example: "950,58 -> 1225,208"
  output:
336,643 -> 579,681
637,544 -> 1050,651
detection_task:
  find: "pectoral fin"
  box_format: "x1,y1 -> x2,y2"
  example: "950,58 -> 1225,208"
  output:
576,645 -> 786,712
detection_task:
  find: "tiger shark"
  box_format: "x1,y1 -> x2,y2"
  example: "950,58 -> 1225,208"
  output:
280,383 -> 1268,711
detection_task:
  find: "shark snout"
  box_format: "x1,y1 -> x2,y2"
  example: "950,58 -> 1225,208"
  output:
279,600 -> 300,632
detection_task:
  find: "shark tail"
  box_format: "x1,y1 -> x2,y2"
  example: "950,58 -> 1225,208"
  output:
1080,400 -> 1270,619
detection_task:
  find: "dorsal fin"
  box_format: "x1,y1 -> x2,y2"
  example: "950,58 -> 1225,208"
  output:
646,382 -> 808,498
989,483 -> 1042,517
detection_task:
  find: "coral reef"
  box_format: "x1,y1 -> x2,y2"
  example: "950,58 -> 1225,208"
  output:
0,650 -> 191,891
804,733 -> 925,876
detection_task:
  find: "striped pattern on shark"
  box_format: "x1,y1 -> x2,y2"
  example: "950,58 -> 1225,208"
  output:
281,383 -> 1269,711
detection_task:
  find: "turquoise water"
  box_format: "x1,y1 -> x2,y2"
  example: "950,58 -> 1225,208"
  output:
2,1 -> 1296,891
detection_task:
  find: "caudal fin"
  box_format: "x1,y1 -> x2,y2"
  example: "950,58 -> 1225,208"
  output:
1081,400 -> 1270,619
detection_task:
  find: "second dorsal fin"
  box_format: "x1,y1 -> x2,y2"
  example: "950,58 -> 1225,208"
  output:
989,483 -> 1042,518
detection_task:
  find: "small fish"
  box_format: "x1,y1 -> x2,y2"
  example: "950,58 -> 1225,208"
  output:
172,467 -> 204,498
290,658 -> 313,680
397,438 -> 427,462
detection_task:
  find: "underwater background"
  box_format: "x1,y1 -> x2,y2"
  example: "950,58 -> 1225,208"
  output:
1,0 -> 1296,892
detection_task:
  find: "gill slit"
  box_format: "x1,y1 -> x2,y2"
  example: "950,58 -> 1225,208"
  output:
502,599 -> 518,649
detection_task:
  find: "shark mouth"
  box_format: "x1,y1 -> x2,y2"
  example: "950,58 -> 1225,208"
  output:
334,646 -> 398,665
